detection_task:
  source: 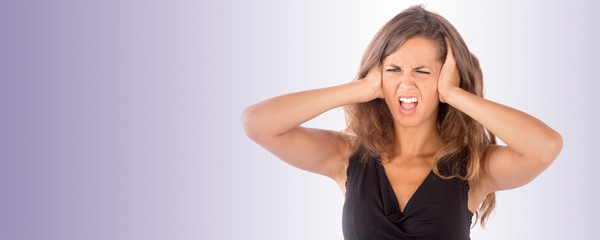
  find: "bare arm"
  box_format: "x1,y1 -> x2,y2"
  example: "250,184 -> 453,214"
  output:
241,70 -> 382,186
438,38 -> 563,193
444,88 -> 562,192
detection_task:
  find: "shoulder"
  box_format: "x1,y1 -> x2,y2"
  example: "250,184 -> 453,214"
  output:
435,151 -> 469,178
340,145 -> 380,192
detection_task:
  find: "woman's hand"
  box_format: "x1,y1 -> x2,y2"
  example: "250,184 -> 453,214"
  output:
438,38 -> 461,103
360,63 -> 384,101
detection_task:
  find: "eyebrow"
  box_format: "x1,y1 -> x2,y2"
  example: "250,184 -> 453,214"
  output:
384,64 -> 431,70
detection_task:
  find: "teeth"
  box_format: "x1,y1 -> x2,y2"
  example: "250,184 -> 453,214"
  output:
399,97 -> 418,103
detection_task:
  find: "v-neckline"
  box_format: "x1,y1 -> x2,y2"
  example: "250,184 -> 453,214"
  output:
379,162 -> 433,215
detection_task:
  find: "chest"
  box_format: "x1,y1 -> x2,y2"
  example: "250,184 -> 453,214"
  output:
381,164 -> 432,213
342,159 -> 473,239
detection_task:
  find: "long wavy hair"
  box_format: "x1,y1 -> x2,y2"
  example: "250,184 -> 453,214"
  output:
342,5 -> 497,228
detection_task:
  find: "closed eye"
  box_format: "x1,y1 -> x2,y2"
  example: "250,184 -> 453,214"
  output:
416,71 -> 430,74
386,69 -> 400,72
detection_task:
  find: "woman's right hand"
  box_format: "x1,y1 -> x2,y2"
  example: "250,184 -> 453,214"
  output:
360,63 -> 384,101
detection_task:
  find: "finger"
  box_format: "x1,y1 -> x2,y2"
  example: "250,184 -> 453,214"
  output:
444,37 -> 454,59
368,63 -> 377,74
373,61 -> 382,71
372,63 -> 382,76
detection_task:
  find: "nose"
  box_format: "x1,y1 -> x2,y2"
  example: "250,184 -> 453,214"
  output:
398,73 -> 416,90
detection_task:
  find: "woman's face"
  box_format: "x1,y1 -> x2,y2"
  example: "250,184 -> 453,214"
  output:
381,37 -> 443,128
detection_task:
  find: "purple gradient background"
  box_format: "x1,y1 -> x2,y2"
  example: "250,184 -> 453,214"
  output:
1,0 -> 598,239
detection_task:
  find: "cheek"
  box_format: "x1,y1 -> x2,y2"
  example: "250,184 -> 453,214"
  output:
381,77 -> 399,109
416,79 -> 440,100
381,77 -> 397,94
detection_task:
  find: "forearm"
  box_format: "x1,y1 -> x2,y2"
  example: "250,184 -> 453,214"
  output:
242,80 -> 374,140
444,87 -> 563,162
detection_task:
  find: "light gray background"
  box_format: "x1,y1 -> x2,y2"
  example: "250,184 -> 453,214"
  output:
1,0 -> 597,239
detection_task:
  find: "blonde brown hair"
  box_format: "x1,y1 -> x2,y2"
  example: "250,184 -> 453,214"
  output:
342,5 -> 497,227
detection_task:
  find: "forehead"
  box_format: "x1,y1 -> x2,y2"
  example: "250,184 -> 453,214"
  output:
382,37 -> 441,67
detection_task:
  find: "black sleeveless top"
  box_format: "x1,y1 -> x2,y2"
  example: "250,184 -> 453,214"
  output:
342,151 -> 473,240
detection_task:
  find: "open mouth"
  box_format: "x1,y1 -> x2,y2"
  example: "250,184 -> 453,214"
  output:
399,97 -> 418,115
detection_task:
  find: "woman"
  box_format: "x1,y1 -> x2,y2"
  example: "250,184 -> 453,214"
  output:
241,5 -> 562,239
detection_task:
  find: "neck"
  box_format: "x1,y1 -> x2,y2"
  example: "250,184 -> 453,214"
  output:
390,117 -> 443,162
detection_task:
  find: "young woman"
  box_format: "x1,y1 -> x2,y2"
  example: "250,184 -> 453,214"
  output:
241,5 -> 562,239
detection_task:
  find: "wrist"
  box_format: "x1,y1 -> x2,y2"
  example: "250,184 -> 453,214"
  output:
353,79 -> 380,103
440,86 -> 464,105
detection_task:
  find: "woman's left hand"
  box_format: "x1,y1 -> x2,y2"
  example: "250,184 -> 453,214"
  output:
437,37 -> 461,103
